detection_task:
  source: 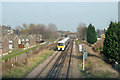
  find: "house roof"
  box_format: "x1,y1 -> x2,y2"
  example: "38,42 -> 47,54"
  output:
2,34 -> 16,40
18,35 -> 30,39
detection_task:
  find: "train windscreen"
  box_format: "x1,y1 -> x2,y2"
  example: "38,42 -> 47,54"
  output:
58,43 -> 64,46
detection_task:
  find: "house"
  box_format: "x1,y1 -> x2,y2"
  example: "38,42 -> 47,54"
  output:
36,34 -> 42,43
13,36 -> 19,50
18,35 -> 30,48
6,34 -> 17,50
2,37 -> 9,53
18,34 -> 36,48
2,34 -> 19,51
30,35 -> 36,46
2,25 -> 13,35
101,34 -> 105,39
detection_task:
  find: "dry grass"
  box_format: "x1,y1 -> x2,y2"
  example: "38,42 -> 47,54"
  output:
75,40 -> 84,76
75,40 -> 119,78
84,44 -> 119,78
86,56 -> 118,78
2,49 -> 54,78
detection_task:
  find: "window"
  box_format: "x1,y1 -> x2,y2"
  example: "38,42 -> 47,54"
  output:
9,40 -> 12,43
9,44 -> 13,50
22,39 -> 24,41
26,39 -> 29,41
18,39 -> 21,44
58,43 -> 64,46
36,36 -> 40,40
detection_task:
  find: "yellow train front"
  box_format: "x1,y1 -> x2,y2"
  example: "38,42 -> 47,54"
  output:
57,37 -> 69,51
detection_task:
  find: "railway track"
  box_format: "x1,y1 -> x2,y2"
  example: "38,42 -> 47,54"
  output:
35,38 -> 74,79
66,39 -> 73,78
35,51 -> 61,78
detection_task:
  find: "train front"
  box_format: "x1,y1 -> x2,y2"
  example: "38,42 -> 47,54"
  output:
57,41 -> 65,51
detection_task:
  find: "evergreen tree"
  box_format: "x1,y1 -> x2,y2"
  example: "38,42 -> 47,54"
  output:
87,24 -> 97,44
103,22 -> 119,62
117,22 -> 120,63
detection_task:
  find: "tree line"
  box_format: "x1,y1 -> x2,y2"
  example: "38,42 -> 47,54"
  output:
77,21 -> 120,64
77,23 -> 97,44
15,23 -> 58,40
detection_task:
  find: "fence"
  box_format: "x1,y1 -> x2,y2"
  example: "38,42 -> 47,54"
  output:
2,42 -> 56,72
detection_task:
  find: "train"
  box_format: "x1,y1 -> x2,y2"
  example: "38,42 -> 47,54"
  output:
57,37 -> 70,51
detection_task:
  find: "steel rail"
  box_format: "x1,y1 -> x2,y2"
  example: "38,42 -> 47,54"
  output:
35,51 -> 61,78
46,39 -> 71,78
54,39 -> 73,78
66,39 -> 74,79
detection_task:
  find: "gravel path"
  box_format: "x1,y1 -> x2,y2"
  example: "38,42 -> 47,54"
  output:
68,40 -> 81,78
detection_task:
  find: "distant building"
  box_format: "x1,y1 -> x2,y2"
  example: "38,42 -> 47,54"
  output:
18,34 -> 37,48
36,34 -> 42,43
18,35 -> 30,48
2,25 -> 14,35
101,34 -> 105,39
2,34 -> 18,51
1,33 -> 42,54
13,29 -> 21,34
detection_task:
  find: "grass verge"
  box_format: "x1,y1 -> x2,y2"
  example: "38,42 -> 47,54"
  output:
82,46 -> 119,78
75,40 -> 118,78
2,49 -> 54,78
85,55 -> 118,78
75,40 -> 85,77
1,43 -> 46,62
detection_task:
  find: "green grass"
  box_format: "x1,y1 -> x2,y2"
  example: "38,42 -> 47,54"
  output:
1,44 -> 44,62
8,48 -> 23,54
2,49 -> 54,78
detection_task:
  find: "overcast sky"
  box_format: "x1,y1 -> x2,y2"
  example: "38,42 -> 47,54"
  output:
2,2 -> 118,32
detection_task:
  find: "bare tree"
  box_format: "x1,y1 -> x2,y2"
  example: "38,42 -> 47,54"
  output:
15,25 -> 21,30
23,23 -> 28,29
29,24 -> 36,29
20,23 -> 58,40
47,23 -> 57,32
77,23 -> 87,40
47,23 -> 58,39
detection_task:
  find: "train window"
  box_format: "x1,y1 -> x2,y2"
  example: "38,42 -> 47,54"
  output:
58,43 -> 64,46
